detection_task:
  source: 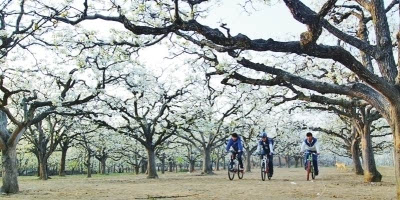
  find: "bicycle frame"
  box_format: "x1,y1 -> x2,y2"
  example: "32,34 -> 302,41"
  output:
261,155 -> 269,173
229,150 -> 238,172
305,152 -> 317,181
227,150 -> 244,180
260,154 -> 271,181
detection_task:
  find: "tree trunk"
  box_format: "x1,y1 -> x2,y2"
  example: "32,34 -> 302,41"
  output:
86,154 -> 92,178
141,160 -> 147,174
246,151 -> 252,172
202,147 -> 213,174
285,156 -> 290,168
100,158 -> 107,174
39,156 -> 48,180
370,0 -> 397,82
359,121 -> 382,182
294,157 -> 299,168
134,165 -> 139,175
146,148 -> 158,178
59,147 -> 68,176
278,157 -> 282,168
1,144 -> 19,193
389,109 -> 400,197
189,160 -> 195,173
351,137 -> 364,175
216,157 -> 220,171
168,160 -> 173,173
36,160 -> 40,177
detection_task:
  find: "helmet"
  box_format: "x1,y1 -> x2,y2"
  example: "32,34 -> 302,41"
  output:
259,132 -> 268,138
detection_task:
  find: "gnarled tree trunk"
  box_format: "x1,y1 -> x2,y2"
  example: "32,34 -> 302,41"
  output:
285,156 -> 290,168
85,154 -> 92,178
278,157 -> 282,168
202,147 -> 213,174
1,143 -> 19,193
358,120 -> 382,182
38,156 -> 48,180
189,160 -> 195,173
216,157 -> 220,171
100,158 -> 107,174
351,136 -> 364,175
59,146 -> 68,176
389,108 -> 400,197
146,147 -> 158,178
246,151 -> 252,172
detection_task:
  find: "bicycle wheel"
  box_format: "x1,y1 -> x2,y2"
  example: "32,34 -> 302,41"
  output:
311,164 -> 315,180
228,164 -> 235,180
238,164 -> 244,179
261,162 -> 266,181
306,161 -> 311,181
228,168 -> 235,180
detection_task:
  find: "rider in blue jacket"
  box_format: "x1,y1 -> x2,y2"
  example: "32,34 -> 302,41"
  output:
226,133 -> 244,171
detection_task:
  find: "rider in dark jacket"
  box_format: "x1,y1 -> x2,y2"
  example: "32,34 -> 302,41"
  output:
257,132 -> 274,176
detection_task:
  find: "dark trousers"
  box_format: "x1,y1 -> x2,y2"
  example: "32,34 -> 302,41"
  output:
304,152 -> 318,173
267,154 -> 273,174
231,151 -> 243,168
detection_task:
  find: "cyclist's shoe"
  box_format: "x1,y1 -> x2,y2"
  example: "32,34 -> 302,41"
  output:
315,171 -> 319,176
239,167 -> 244,172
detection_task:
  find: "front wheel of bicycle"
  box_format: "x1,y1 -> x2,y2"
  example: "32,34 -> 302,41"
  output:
311,165 -> 315,180
228,166 -> 235,180
306,161 -> 311,181
261,163 -> 266,181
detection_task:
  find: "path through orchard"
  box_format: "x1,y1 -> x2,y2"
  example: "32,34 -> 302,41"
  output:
1,167 -> 396,199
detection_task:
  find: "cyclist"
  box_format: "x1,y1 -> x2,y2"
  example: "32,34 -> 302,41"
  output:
226,133 -> 244,171
256,132 -> 274,176
300,132 -> 320,176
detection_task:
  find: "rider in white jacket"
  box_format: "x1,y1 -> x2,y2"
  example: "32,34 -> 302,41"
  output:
300,132 -> 320,176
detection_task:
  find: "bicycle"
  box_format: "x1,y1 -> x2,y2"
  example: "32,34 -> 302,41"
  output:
305,152 -> 318,181
227,150 -> 244,180
260,154 -> 272,181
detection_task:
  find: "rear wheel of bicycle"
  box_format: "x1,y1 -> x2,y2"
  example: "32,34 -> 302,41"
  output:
306,161 -> 311,181
261,163 -> 266,181
238,165 -> 244,179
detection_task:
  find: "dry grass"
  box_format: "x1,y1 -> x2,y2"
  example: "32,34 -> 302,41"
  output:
0,167 -> 396,199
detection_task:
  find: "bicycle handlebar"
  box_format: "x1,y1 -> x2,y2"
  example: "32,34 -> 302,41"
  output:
303,152 -> 319,156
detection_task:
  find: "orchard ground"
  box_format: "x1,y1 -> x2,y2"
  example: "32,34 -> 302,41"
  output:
1,167 -> 396,200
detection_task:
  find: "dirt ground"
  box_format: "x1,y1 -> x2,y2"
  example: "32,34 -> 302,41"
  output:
0,167 -> 396,200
